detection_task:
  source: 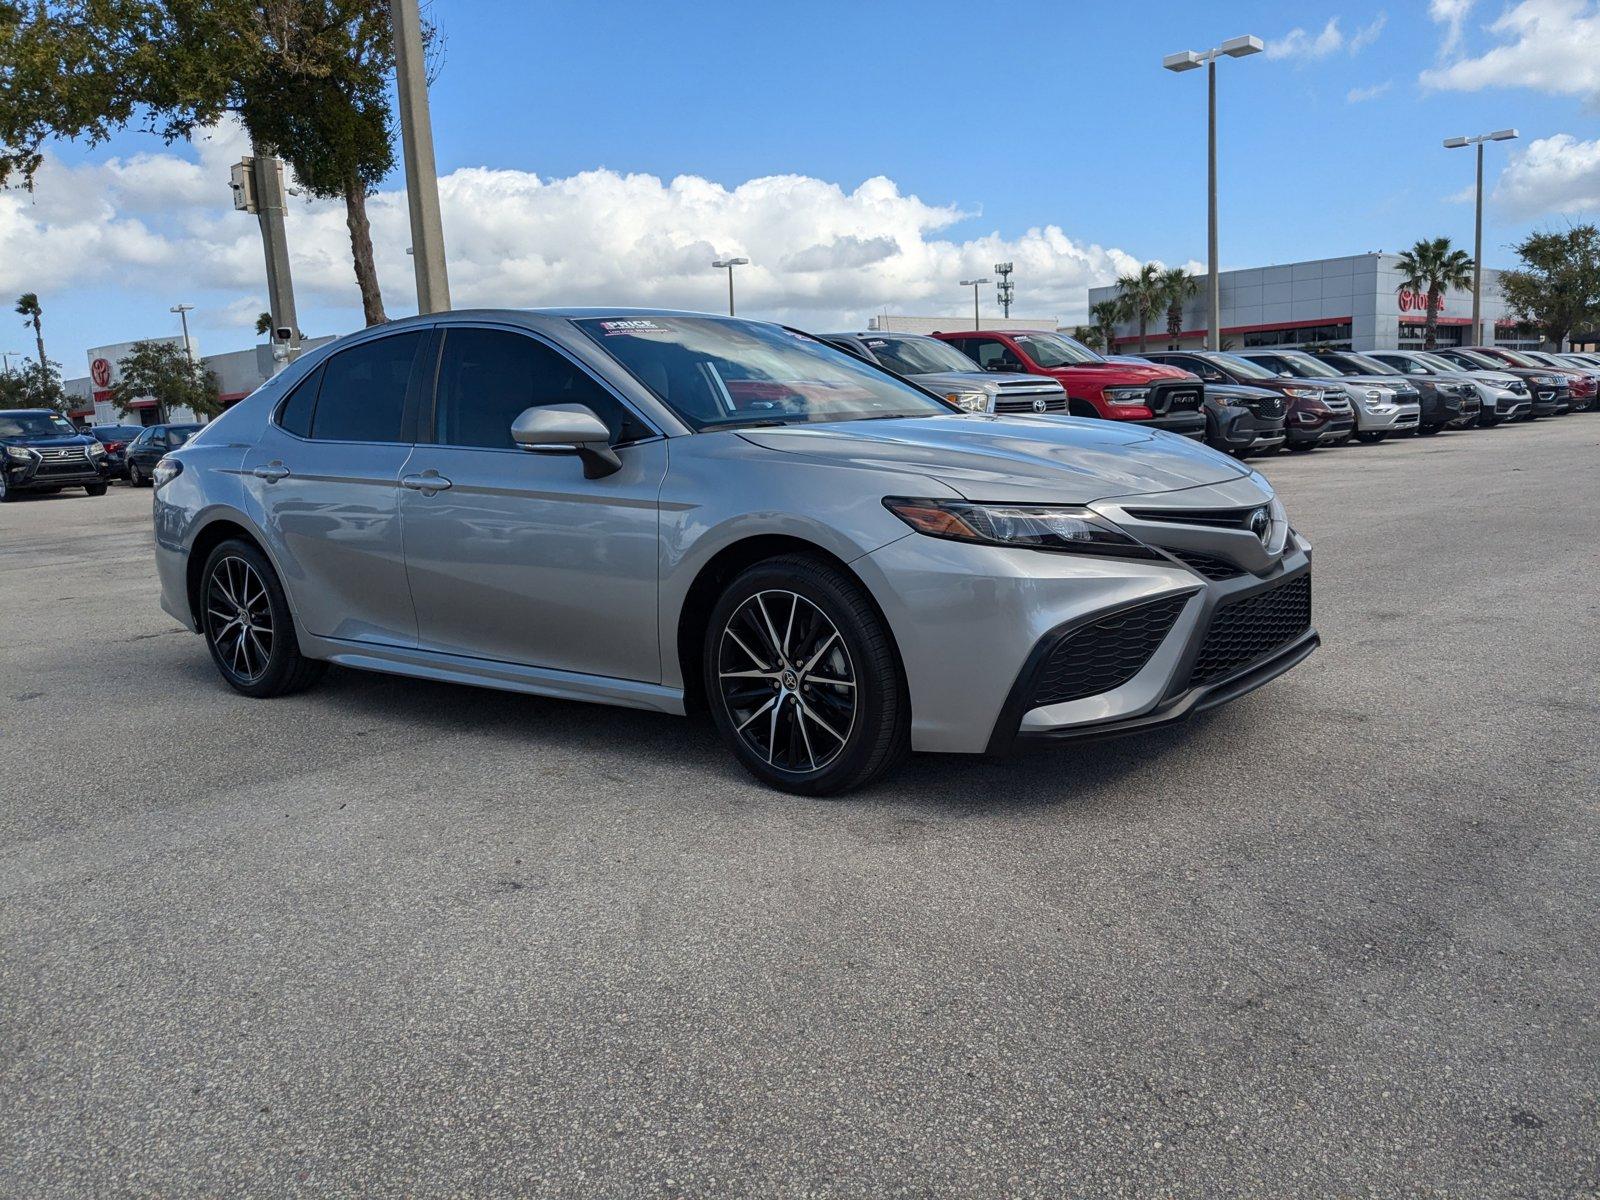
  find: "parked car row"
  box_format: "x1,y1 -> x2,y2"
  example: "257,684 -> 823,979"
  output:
0,414 -> 206,501
812,326 -> 1594,461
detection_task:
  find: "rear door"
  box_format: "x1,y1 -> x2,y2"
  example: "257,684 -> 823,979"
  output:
241,329 -> 430,647
397,324 -> 667,682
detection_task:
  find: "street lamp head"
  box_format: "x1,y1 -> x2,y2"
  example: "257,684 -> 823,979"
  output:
1489,128 -> 1519,141
1163,49 -> 1203,72
1219,34 -> 1264,58
959,278 -> 990,287
1442,136 -> 1470,149
712,257 -> 749,269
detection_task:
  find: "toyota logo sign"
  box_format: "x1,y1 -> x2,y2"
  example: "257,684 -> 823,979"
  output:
1031,397 -> 1047,413
1250,507 -> 1272,546
90,358 -> 112,388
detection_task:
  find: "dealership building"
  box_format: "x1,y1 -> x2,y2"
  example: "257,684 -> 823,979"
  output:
1089,252 -> 1536,354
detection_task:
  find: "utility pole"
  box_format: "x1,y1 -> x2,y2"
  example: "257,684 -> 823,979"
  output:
1163,34 -> 1263,351
390,0 -> 451,313
994,261 -> 1015,318
712,258 -> 749,316
960,278 -> 990,330
170,304 -> 195,361
232,153 -> 301,360
1444,129 -> 1518,346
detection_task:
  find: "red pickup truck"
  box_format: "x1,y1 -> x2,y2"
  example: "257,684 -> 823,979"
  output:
933,328 -> 1207,438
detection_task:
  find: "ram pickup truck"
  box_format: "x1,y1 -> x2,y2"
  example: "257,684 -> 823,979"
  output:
933,328 -> 1206,439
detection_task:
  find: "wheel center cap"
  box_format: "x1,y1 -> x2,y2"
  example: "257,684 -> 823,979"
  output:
780,669 -> 799,691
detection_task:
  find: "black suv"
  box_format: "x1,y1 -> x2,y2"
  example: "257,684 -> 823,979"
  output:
125,423 -> 203,486
0,408 -> 110,501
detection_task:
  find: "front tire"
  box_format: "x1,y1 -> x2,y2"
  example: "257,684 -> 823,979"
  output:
85,482 -> 107,496
1356,431 -> 1386,444
200,539 -> 325,698
704,555 -> 909,796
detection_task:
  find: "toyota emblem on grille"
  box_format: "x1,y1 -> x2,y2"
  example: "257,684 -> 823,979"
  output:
1249,507 -> 1272,546
1031,397 -> 1047,413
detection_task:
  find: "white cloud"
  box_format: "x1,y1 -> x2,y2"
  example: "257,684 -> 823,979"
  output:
1491,133 -> 1600,216
0,120 -> 1149,333
1266,18 -> 1346,59
1349,12 -> 1389,51
1430,0 -> 1477,55
1420,0 -> 1600,98
1347,80 -> 1394,102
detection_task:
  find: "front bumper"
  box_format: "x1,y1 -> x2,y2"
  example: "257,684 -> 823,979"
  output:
1354,401 -> 1421,433
1135,411 -> 1208,440
3,461 -> 107,491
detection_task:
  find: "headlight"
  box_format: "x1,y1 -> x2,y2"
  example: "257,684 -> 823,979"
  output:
1283,386 -> 1324,399
1102,387 -> 1150,406
882,497 -> 1157,558
4,445 -> 35,462
944,391 -> 989,413
152,456 -> 183,490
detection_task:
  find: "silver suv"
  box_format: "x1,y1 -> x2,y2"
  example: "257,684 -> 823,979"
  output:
819,331 -> 1066,415
1235,349 -> 1420,443
1367,349 -> 1529,425
150,310 -> 1316,795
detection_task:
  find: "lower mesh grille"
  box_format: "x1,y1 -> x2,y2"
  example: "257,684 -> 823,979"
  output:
1190,574 -> 1311,686
1170,549 -> 1244,581
1030,593 -> 1190,707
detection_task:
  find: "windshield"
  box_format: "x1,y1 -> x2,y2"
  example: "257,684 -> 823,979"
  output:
865,335 -> 983,376
1011,332 -> 1103,367
1270,352 -> 1342,379
1330,352 -> 1401,375
1213,353 -> 1280,381
0,411 -> 78,439
1518,351 -> 1560,367
1445,349 -> 1502,370
577,316 -> 954,430
1409,352 -> 1459,374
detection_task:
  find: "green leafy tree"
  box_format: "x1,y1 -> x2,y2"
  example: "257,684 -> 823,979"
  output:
1069,324 -> 1101,351
109,339 -> 220,422
1088,299 -> 1121,356
1114,263 -> 1164,354
1158,268 -> 1198,349
14,291 -> 46,369
1,1 -> 436,327
1394,237 -> 1473,350
0,356 -> 67,410
255,310 -> 273,336
1497,224 -> 1600,350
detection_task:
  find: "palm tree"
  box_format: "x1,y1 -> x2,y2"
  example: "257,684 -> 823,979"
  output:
1089,299 -> 1122,355
1115,263 -> 1165,354
1394,237 -> 1474,349
15,293 -> 45,371
1159,268 -> 1199,349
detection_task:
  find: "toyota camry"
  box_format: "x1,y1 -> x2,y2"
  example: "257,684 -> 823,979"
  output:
150,310 -> 1318,794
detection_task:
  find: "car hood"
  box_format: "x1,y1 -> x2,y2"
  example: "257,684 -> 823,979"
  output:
905,370 -> 1061,394
737,414 -> 1247,504
1039,361 -> 1192,384
0,434 -> 94,448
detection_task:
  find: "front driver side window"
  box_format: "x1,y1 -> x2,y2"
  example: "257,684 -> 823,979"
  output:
972,339 -> 1023,371
434,327 -> 653,450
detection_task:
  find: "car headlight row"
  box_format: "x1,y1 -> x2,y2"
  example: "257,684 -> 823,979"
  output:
944,391 -> 990,413
1102,387 -> 1150,406
5,445 -> 37,463
883,497 -> 1159,558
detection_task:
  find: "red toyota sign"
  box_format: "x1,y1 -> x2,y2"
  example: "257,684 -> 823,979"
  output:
90,357 -> 113,387
1397,289 -> 1444,313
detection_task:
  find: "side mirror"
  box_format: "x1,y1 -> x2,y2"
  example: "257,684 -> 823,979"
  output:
511,403 -> 621,479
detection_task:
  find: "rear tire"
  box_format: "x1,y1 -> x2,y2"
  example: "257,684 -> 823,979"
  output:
128,462 -> 144,486
704,554 -> 909,796
200,538 -> 325,699
1417,424 -> 1441,436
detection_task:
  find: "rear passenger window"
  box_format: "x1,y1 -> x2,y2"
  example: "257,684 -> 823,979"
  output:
311,332 -> 423,443
434,328 -> 653,450
276,366 -> 323,437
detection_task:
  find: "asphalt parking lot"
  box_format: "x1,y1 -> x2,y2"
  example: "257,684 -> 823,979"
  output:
2,420 -> 1597,1198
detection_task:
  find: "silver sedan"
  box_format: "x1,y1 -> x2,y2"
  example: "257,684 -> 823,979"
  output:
149,310 -> 1317,794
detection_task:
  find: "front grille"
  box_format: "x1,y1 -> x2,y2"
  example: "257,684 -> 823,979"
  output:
1169,549 -> 1244,581
994,394 -> 1067,414
1322,396 -> 1353,413
37,447 -> 87,461
1030,593 -> 1190,707
1150,383 -> 1202,415
1126,506 -> 1261,530
1190,574 -> 1311,686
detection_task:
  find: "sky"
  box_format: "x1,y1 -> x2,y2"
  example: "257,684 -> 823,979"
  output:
3,0 -> 1599,376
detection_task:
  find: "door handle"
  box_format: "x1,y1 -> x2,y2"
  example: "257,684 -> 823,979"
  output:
401,471 -> 452,494
252,462 -> 289,482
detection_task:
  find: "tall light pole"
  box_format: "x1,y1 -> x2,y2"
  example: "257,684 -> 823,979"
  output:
2,351 -> 20,375
1444,129 -> 1518,346
960,278 -> 990,329
1163,34 -> 1262,351
994,261 -> 1015,317
390,0 -> 451,314
169,304 -> 195,362
712,257 -> 749,315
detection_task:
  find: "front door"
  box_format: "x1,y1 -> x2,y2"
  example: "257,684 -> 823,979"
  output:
241,329 -> 429,647
398,325 -> 666,683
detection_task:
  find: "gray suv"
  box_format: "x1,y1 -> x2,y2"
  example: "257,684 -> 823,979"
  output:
819,331 -> 1066,415
150,310 -> 1316,795
1235,349 -> 1420,443
1367,349 -> 1529,425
